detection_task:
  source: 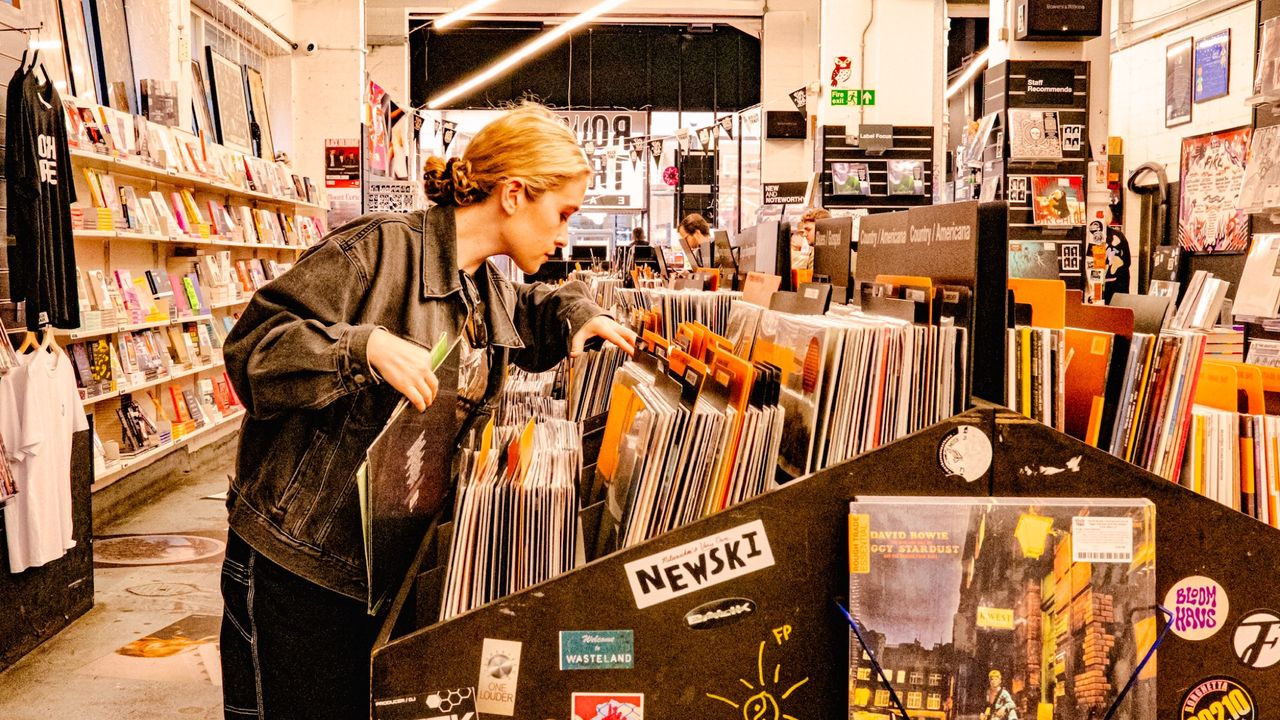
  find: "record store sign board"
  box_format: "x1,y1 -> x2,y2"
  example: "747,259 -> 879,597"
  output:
857,201 -> 979,285
557,111 -> 647,210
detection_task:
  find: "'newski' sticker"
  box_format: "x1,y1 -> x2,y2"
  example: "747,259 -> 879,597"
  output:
624,520 -> 775,609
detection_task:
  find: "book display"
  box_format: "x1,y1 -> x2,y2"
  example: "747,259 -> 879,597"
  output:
52,96 -> 326,491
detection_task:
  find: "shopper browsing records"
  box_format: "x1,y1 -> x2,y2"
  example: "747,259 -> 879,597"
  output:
219,102 -> 636,720
792,207 -> 830,271
677,213 -> 711,269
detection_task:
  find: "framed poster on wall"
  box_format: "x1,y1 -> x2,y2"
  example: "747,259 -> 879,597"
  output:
84,0 -> 138,113
1166,37 -> 1193,127
244,66 -> 274,161
190,60 -> 216,140
205,47 -> 252,153
1178,125 -> 1251,253
1193,30 -> 1230,103
58,0 -> 98,104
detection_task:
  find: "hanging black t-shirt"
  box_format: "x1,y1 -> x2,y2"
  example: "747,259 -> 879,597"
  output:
6,66 -> 78,330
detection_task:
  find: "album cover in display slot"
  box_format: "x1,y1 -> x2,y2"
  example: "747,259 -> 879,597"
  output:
848,497 -> 1156,720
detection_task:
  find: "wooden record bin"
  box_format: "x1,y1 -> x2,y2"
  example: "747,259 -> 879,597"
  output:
371,405 -> 1280,718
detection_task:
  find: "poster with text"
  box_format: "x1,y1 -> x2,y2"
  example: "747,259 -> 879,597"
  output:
366,81 -> 391,177
325,138 -> 360,188
556,111 -> 648,210
1194,30 -> 1231,103
1179,126 -> 1251,253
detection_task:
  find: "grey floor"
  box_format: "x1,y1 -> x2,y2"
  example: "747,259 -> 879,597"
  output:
0,451 -> 233,719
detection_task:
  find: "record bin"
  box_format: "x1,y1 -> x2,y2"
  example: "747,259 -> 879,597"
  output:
371,404 -> 1280,717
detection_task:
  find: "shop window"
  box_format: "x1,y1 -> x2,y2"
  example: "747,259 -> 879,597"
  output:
875,690 -> 891,707
928,693 -> 943,710
908,692 -> 922,709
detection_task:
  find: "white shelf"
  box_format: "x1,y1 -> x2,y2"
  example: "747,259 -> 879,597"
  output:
81,361 -> 225,406
70,148 -> 328,214
73,228 -> 304,252
55,313 -> 219,342
210,297 -> 250,310
91,408 -> 245,491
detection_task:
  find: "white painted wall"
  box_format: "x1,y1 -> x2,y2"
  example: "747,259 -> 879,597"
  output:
367,43 -> 409,104
761,7 -> 819,185
290,0 -> 367,187
1109,1 -> 1256,244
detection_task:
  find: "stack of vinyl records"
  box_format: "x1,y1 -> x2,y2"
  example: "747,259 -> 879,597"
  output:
1005,326 -> 1066,432
754,306 -> 968,476
440,419 -> 582,621
613,288 -> 737,339
1115,330 -> 1207,482
1185,406 -> 1280,523
495,368 -> 564,427
595,330 -> 785,552
566,345 -> 628,421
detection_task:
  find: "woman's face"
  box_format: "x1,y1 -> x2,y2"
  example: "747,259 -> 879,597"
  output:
500,173 -> 589,273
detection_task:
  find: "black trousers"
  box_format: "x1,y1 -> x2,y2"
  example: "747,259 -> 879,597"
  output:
220,531 -> 379,719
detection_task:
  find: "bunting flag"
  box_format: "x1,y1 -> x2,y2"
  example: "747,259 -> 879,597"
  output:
434,119 -> 443,135
718,115 -> 734,139
629,145 -> 641,168
412,113 -> 425,146
696,126 -> 714,151
790,86 -> 808,115
647,138 -> 665,168
675,128 -> 692,154
441,120 -> 458,152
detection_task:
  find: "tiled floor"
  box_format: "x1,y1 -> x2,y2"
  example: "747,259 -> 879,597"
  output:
0,451 -> 234,719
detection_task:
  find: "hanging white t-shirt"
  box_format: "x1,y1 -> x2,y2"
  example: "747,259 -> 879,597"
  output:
0,347 -> 88,573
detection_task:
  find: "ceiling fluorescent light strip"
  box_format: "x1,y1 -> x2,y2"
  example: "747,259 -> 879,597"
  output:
427,0 -> 631,109
434,0 -> 502,30
945,47 -> 990,101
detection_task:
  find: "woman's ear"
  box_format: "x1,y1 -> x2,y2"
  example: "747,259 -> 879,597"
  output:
499,179 -> 526,216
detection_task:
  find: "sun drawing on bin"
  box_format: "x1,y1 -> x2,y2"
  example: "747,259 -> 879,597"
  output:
706,640 -> 809,720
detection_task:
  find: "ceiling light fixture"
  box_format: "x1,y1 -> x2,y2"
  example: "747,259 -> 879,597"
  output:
945,46 -> 991,101
434,0 -> 502,31
427,0 -> 630,109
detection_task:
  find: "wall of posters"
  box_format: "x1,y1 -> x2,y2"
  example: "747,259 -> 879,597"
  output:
1166,37 -> 1193,127
1194,30 -> 1231,103
556,111 -> 647,210
1178,125 -> 1251,253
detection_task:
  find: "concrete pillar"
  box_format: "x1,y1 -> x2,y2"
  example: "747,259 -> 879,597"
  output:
760,4 -> 820,184
291,0 -> 367,188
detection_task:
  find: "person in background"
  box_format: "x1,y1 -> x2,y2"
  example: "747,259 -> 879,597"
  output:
631,226 -> 648,246
219,102 -> 636,720
792,207 -> 830,271
677,213 -> 711,270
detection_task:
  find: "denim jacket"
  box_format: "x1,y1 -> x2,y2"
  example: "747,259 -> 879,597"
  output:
223,206 -> 604,600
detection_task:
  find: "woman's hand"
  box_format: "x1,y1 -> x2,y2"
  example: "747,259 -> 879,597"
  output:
570,316 -> 637,358
367,328 -> 439,412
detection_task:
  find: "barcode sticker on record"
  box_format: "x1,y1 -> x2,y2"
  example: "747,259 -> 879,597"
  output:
1071,516 -> 1134,563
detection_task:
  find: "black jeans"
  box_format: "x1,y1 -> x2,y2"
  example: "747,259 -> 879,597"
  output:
220,531 -> 379,719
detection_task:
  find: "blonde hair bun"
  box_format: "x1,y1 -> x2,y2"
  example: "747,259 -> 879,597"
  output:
422,101 -> 591,208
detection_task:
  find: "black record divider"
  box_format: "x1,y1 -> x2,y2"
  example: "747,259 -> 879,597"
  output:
820,125 -> 934,214
985,60 -> 1091,291
0,428 -> 94,671
371,405 -> 1280,717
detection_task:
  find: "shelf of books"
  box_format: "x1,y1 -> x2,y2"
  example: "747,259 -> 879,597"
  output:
58,99 -> 320,490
